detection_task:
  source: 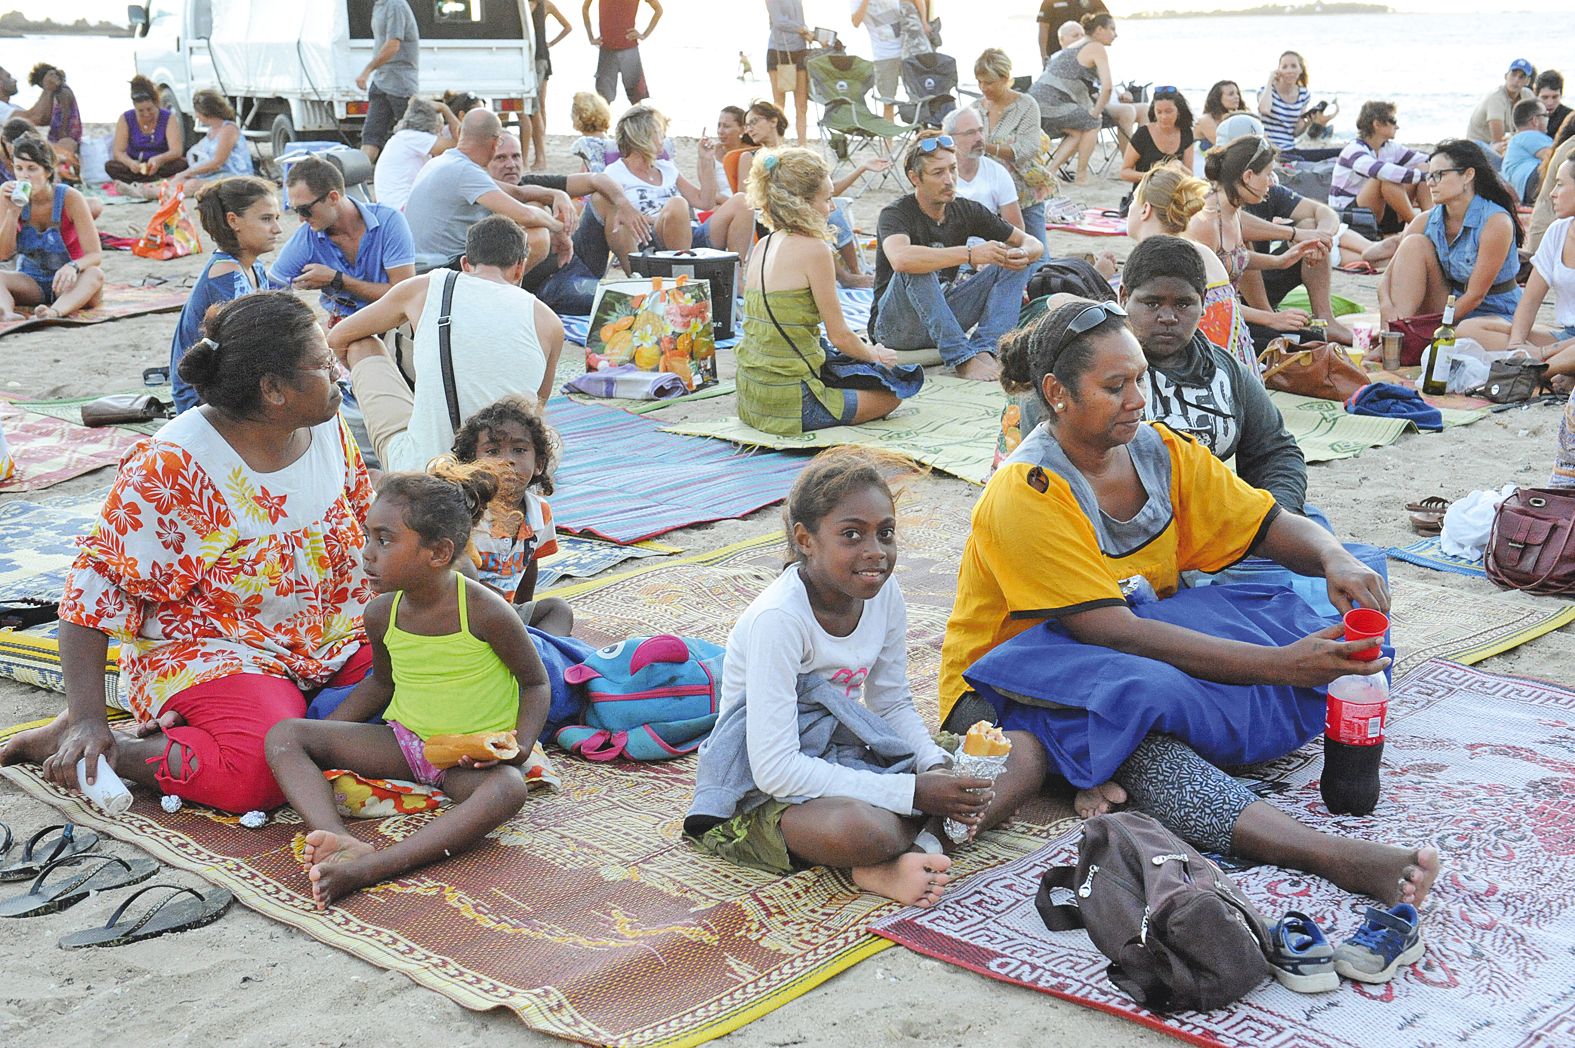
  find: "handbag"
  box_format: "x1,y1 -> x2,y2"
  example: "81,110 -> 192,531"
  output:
1472,358 -> 1550,403
1258,339 -> 1369,401
1386,312 -> 1443,367
79,393 -> 175,427
131,182 -> 203,261
586,274 -> 717,390
770,54 -> 798,94
1484,487 -> 1575,595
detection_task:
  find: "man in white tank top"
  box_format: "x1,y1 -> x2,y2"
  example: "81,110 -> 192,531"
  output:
327,216 -> 564,473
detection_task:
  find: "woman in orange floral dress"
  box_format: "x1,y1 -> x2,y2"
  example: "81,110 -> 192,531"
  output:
2,293 -> 376,813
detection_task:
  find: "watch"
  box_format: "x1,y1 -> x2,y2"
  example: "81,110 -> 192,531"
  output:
329,270 -> 345,292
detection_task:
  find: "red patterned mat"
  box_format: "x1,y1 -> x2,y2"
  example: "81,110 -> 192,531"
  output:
0,402 -> 139,492
872,659 -> 1575,1048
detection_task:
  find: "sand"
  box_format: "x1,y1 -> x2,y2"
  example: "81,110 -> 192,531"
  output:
1,131 -> 1571,1046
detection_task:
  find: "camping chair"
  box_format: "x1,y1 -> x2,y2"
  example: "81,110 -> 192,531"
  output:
807,52 -> 911,179
898,52 -> 959,130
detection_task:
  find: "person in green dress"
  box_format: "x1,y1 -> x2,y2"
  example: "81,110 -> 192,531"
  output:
737,147 -> 914,435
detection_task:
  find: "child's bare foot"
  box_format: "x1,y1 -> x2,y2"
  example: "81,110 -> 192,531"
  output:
304,830 -> 377,909
1074,780 -> 1127,819
1330,842 -> 1441,907
852,851 -> 953,907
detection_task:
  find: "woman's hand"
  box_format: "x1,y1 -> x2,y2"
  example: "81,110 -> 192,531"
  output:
1278,623 -> 1389,688
914,769 -> 994,821
1268,308 -> 1311,332
864,341 -> 899,367
1278,238 -> 1324,268
51,262 -> 78,297
697,133 -> 717,162
40,716 -> 117,790
860,156 -> 892,176
1323,550 -> 1390,615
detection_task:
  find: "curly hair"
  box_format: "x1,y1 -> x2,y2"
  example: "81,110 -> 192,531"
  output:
571,91 -> 612,136
27,63 -> 59,89
376,464 -> 501,565
1133,162 -> 1207,233
746,146 -> 833,242
130,75 -> 158,105
450,396 -> 559,496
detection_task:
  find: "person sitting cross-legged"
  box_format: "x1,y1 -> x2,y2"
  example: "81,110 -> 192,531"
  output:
869,131 -> 1043,382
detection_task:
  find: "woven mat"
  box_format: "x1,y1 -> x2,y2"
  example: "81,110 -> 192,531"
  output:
1387,536 -> 1487,579
7,394 -> 168,435
663,375 -> 1007,485
873,659 -> 1575,1048
548,396 -> 806,543
0,281 -> 189,339
1269,390 -> 1483,463
0,403 -> 139,492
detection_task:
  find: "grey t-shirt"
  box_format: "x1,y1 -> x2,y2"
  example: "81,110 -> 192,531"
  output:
371,0 -> 421,96
403,149 -> 498,260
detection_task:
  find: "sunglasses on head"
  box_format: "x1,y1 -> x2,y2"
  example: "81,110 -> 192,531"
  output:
916,134 -> 955,154
1050,301 -> 1128,366
1153,85 -> 1178,96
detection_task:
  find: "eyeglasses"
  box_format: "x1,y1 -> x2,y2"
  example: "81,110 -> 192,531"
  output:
296,358 -> 339,378
1424,168 -> 1461,184
293,191 -> 331,220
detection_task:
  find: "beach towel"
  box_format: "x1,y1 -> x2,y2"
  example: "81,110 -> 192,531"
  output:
875,658 -> 1575,1048
1046,209 -> 1127,236
0,404 -> 140,492
662,374 -> 1008,484
0,281 -> 189,339
1387,536 -> 1488,578
1268,390 -> 1480,462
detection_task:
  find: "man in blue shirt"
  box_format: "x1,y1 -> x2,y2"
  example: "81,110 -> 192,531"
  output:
1503,99 -> 1554,205
271,155 -> 417,323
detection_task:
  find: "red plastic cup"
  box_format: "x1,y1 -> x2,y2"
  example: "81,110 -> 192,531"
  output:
1343,608 -> 1389,661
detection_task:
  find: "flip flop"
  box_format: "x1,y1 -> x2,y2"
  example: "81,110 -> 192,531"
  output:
59,884 -> 233,949
1404,496 -> 1451,535
0,852 -> 158,918
0,824 -> 102,882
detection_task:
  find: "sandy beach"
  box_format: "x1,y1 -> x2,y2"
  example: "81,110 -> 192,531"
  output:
1,130 -> 1570,1046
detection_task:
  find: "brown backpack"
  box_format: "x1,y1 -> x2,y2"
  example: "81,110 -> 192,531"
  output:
1035,812 -> 1271,1012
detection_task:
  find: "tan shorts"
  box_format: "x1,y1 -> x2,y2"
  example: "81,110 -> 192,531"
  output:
349,351 -> 416,471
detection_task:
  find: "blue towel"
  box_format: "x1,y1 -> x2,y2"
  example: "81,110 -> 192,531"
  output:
1346,381 -> 1443,432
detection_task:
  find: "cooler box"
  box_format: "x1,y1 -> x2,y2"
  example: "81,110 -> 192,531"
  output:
627,248 -> 739,341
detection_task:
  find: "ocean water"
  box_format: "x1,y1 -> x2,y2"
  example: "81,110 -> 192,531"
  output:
0,10 -> 1564,146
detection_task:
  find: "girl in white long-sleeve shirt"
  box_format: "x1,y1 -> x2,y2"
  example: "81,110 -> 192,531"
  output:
689,449 -> 1044,907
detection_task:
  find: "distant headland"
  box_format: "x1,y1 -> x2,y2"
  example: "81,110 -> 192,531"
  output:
1130,3 -> 1391,18
0,12 -> 133,38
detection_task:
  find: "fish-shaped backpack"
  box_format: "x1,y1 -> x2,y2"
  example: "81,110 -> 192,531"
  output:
554,634 -> 724,761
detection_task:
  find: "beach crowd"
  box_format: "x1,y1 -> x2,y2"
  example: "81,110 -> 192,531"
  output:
1,0 -> 1573,1001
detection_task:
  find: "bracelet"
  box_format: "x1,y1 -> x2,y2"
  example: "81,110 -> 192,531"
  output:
967,245 -> 973,266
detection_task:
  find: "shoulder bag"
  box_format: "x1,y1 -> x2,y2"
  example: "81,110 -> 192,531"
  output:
1484,486 -> 1575,596
436,268 -> 462,430
1258,338 -> 1368,402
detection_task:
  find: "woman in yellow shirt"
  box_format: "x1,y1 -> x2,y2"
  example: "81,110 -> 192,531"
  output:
940,298 -> 1439,907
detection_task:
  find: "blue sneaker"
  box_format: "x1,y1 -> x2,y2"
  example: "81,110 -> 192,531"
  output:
1268,911 -> 1339,993
1332,903 -> 1425,984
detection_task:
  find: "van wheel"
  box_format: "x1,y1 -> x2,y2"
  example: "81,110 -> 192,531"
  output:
161,85 -> 195,152
270,112 -> 296,158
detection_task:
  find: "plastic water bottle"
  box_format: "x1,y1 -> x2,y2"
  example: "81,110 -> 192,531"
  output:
75,755 -> 133,815
1321,673 -> 1388,816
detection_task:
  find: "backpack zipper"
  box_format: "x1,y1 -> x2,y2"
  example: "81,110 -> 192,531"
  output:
1078,863 -> 1100,898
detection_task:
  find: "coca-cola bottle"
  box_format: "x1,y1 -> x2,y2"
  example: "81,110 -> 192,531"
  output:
1321,672 -> 1388,816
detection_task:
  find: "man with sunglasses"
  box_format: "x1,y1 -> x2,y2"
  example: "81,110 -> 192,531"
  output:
870,131 -> 1043,381
269,156 -> 416,326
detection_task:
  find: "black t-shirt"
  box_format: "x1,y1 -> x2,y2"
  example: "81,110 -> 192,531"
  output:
1130,125 -> 1196,173
1243,183 -> 1303,253
1037,0 -> 1110,25
870,194 -> 1016,337
1549,104 -> 1572,142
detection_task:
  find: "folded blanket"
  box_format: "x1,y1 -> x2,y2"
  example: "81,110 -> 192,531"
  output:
1346,381 -> 1442,432
562,364 -> 690,401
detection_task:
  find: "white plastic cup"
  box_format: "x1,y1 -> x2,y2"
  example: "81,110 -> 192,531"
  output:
9,181 -> 30,208
75,755 -> 133,815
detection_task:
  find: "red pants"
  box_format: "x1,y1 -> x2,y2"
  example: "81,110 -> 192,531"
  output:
152,646 -> 372,813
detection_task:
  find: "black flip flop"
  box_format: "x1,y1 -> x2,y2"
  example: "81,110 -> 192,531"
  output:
59,884 -> 233,949
0,852 -> 158,918
0,824 -> 102,882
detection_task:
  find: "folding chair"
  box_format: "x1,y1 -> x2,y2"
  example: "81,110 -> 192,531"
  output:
807,52 -> 911,181
898,52 -> 960,130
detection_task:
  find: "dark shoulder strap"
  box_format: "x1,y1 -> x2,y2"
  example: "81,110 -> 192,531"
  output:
1033,864 -> 1086,931
756,233 -> 818,373
437,268 -> 461,431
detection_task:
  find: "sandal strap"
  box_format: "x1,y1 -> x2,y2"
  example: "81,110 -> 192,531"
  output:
0,821 -> 11,858
101,883 -> 205,938
22,823 -> 75,866
29,851 -> 130,899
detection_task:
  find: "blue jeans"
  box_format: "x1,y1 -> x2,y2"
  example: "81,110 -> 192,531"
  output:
874,263 -> 1034,367
1020,200 -> 1047,282
828,206 -> 855,250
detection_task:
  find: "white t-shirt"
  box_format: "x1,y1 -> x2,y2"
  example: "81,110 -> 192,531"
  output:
384,272 -> 548,472
717,564 -> 949,815
604,158 -> 683,217
956,156 -> 1019,218
374,129 -> 439,212
850,0 -> 903,61
1532,216 -> 1575,328
0,101 -> 18,124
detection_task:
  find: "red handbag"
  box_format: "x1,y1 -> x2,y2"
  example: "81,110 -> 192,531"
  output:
1386,312 -> 1444,367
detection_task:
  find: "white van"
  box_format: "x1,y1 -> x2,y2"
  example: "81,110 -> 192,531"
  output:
128,0 -> 537,156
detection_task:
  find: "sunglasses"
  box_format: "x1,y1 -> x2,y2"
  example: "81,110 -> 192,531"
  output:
1153,85 -> 1178,96
916,134 -> 955,154
293,190 -> 331,220
1050,301 -> 1128,365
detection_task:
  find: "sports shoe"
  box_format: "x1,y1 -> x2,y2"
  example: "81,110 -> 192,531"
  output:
1267,911 -> 1339,993
1332,903 -> 1425,984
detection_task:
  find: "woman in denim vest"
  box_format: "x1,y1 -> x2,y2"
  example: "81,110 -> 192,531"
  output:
1379,139 -> 1524,326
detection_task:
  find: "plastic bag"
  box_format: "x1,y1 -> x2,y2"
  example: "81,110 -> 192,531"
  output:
1440,484 -> 1515,560
132,183 -> 204,261
79,134 -> 111,185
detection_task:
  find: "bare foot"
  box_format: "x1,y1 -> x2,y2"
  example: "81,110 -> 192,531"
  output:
0,310 -> 25,323
1074,780 -> 1128,820
852,851 -> 953,907
0,710 -> 68,766
304,830 -> 376,909
1331,842 -> 1441,908
1324,318 -> 1355,346
32,305 -> 58,319
954,353 -> 1001,382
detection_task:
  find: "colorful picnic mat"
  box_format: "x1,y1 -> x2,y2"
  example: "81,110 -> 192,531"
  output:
1047,209 -> 1127,236
1268,391 -> 1483,463
872,658 -> 1575,1048
548,396 -> 807,543
661,374 -> 1007,485
0,281 -> 189,339
1387,536 -> 1488,579
0,403 -> 140,492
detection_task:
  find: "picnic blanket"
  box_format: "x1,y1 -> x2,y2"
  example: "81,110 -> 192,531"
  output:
662,374 -> 1008,485
873,658 -> 1575,1048
548,396 -> 806,543
7,393 -> 169,435
0,404 -> 139,492
1047,209 -> 1127,236
0,282 -> 189,339
1387,536 -> 1488,579
1269,390 -> 1482,463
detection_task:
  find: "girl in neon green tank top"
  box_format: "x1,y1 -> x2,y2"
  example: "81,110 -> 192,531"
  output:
265,467 -> 552,911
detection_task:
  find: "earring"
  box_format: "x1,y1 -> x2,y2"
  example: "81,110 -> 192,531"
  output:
1055,402 -> 1066,411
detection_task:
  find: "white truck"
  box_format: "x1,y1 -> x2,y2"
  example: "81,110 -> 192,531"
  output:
127,0 -> 537,157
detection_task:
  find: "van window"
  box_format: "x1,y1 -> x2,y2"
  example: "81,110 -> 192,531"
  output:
347,0 -> 522,41
192,0 -> 213,38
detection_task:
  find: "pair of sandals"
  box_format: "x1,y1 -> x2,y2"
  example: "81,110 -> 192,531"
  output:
1405,496 -> 1450,536
0,822 -> 231,948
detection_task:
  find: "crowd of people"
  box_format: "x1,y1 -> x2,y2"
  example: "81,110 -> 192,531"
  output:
2,1 -> 1574,947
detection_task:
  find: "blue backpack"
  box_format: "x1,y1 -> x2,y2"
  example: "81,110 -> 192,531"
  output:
554,635 -> 724,761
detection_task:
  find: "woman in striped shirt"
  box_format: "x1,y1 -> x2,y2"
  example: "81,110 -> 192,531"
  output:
1257,51 -> 1331,151
1327,101 -> 1430,233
